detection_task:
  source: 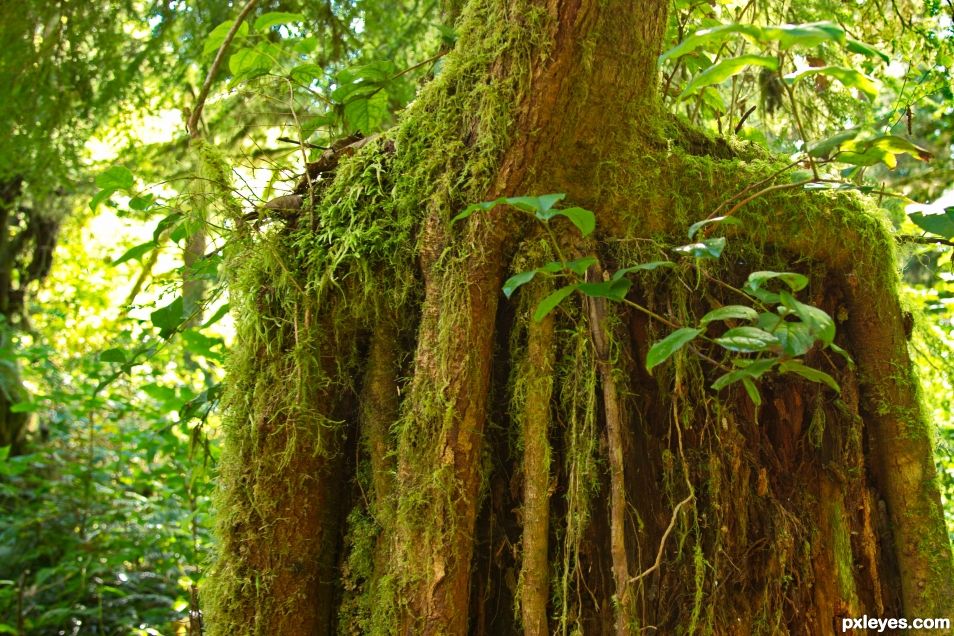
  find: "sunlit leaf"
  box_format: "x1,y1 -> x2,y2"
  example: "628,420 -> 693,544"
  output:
646,327 -> 703,371
700,305 -> 759,325
680,55 -> 779,100
785,66 -> 877,99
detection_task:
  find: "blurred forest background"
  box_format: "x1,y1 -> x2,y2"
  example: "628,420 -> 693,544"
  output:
0,0 -> 952,633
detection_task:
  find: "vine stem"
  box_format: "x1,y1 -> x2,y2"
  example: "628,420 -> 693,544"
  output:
186,0 -> 259,138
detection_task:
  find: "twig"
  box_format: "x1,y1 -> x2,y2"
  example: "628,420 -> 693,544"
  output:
897,235 -> 954,248
628,495 -> 694,583
186,0 -> 259,138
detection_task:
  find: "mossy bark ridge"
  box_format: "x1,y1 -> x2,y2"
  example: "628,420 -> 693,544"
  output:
206,0 -> 954,634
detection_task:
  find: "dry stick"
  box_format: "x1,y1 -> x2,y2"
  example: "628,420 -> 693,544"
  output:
628,495 -> 694,584
584,267 -> 632,636
705,158 -> 801,220
186,0 -> 259,139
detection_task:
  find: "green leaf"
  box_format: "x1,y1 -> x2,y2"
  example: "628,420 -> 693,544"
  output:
201,303 -> 231,328
700,305 -> 759,325
502,270 -> 537,298
10,401 -> 41,414
660,23 -> 764,63
95,165 -> 134,191
229,44 -> 277,83
533,285 -> 577,322
111,240 -> 155,266
785,66 -> 877,99
538,256 -> 598,276
129,193 -> 155,211
714,326 -> 780,352
153,211 -> 184,241
546,207 -> 596,237
289,63 -> 324,84
779,291 -> 836,346
679,55 -> 779,100
742,377 -> 762,405
744,271 -> 808,303
711,358 -> 777,390
203,20 -> 249,58
807,129 -> 860,158
845,38 -> 889,62
0,446 -> 9,463
99,348 -> 127,363
150,297 -> 185,339
611,261 -> 675,281
868,135 -> 933,162
759,22 -> 844,48
576,278 -> 633,301
673,237 -> 726,259
646,327 -> 703,372
779,360 -> 840,392
687,216 -> 742,239
89,188 -> 115,211
344,90 -> 390,134
254,11 -> 304,30
758,313 -> 815,356
909,208 -> 954,239
452,194 -> 566,224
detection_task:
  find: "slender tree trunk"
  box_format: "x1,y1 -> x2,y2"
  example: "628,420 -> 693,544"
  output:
207,0 -> 954,633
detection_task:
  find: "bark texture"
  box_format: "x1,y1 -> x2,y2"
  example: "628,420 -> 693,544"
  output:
206,0 -> 954,633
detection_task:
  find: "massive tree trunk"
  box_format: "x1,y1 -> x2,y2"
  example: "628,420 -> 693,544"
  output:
206,1 -> 954,634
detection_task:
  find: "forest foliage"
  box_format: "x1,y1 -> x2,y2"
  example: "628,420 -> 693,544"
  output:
0,0 -> 952,632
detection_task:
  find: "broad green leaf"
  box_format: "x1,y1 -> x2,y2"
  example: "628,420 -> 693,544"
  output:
10,401 -> 40,414
711,357 -> 777,390
99,348 -> 127,363
673,237 -> 726,259
515,193 -> 567,215
546,207 -> 596,237
344,90 -> 390,134
0,446 -> 8,462
611,261 -> 675,281
337,61 -> 398,85
646,327 -> 703,371
129,193 -> 155,211
807,129 -> 860,158
868,135 -> 932,162
660,23 -> 764,63
679,55 -> 779,100
539,256 -> 598,276
687,215 -> 742,239
908,208 -> 954,239
785,66 -> 877,99
779,291 -> 835,345
203,20 -> 249,58
95,165 -> 134,191
181,330 -> 225,359
700,305 -> 759,325
760,22 -> 844,48
744,271 -> 808,303
845,38 -> 889,62
533,285 -> 577,322
89,188 -> 115,211
779,361 -> 840,392
229,44 -> 277,83
502,270 -> 538,298
758,313 -> 815,356
452,194 -> 566,223
151,297 -> 185,339
576,278 -> 632,301
715,326 -> 780,352
290,63 -> 324,84
254,11 -> 304,30
111,240 -> 155,266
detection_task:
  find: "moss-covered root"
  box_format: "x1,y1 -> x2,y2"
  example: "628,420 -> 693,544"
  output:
584,270 -> 634,635
846,275 -> 954,621
513,284 -> 557,636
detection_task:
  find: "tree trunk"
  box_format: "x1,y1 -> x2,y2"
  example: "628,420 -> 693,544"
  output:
206,0 -> 954,634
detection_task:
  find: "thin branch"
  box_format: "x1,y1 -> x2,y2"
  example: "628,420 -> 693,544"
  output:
897,235 -> 954,248
186,0 -> 259,138
628,495 -> 694,584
